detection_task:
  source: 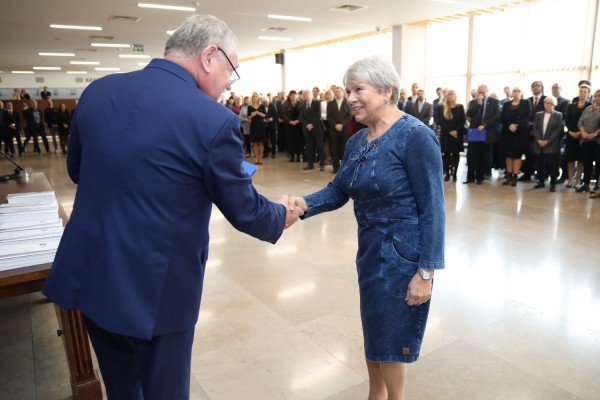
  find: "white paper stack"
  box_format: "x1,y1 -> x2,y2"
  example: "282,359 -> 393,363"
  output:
0,191 -> 64,271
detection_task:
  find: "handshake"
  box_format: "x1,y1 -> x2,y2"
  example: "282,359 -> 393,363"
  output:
278,195 -> 308,229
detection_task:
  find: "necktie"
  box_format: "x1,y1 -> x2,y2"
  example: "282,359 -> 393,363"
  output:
481,98 -> 487,124
531,97 -> 538,122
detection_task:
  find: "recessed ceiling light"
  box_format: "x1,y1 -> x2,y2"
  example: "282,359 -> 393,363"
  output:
118,54 -> 151,59
33,67 -> 62,70
257,35 -> 293,41
267,14 -> 311,22
39,52 -> 76,57
12,71 -> 34,74
91,43 -> 131,48
50,24 -> 102,31
95,67 -> 121,71
138,3 -> 196,12
70,61 -> 100,65
67,71 -> 88,74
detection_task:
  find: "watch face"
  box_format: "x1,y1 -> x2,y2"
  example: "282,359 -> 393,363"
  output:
419,269 -> 431,279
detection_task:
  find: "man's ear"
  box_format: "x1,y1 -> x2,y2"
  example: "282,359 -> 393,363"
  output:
199,45 -> 219,73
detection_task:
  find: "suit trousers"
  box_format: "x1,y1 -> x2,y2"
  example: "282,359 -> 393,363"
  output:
581,141 -> 600,185
304,129 -> 325,167
521,134 -> 537,178
4,128 -> 23,155
84,316 -> 195,400
535,151 -> 559,184
466,142 -> 490,182
330,129 -> 348,172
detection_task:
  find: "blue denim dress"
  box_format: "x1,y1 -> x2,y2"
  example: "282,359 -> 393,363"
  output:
303,114 -> 445,363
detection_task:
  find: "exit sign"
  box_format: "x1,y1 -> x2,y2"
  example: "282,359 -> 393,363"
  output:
133,44 -> 144,53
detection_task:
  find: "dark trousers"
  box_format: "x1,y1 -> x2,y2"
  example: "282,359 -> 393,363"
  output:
26,125 -> 50,153
466,142 -> 490,182
264,125 -> 277,156
84,317 -> 195,400
521,134 -> 536,178
4,128 -> 23,155
442,152 -> 460,176
581,141 -> 600,185
536,151 -> 559,185
330,129 -> 348,172
304,130 -> 325,167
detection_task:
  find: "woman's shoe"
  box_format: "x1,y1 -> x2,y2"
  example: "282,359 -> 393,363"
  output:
502,173 -> 512,185
444,173 -> 450,182
575,184 -> 590,193
510,174 -> 518,186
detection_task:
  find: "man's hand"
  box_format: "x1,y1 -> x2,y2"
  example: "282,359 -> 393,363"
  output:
278,195 -> 305,229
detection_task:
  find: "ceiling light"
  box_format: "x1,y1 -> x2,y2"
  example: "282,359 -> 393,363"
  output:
257,35 -> 293,41
39,52 -> 76,57
166,30 -> 175,35
70,61 -> 100,65
12,71 -> 34,74
67,71 -> 88,74
33,67 -> 62,70
138,62 -> 149,66
95,67 -> 121,71
119,54 -> 151,59
267,14 -> 311,22
91,43 -> 131,48
50,24 -> 102,30
138,3 -> 196,12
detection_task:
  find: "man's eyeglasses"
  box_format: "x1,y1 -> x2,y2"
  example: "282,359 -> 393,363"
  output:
217,47 -> 240,85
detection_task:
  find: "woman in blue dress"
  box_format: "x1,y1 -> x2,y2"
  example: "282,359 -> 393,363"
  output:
295,56 -> 445,400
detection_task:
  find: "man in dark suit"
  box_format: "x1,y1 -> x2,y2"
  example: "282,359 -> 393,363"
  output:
411,89 -> 433,128
22,100 -> 50,154
464,84 -> 500,184
2,101 -> 24,157
327,86 -> 352,173
519,80 -> 546,181
43,14 -> 303,399
40,85 -> 51,100
300,89 -> 325,171
551,83 -> 570,183
532,97 -> 564,191
397,88 -> 413,115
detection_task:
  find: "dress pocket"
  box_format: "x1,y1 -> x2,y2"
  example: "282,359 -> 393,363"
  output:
379,236 -> 419,297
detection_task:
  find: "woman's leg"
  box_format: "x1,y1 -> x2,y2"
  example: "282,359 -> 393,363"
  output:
257,142 -> 264,163
253,142 -> 260,163
567,161 -> 575,186
366,361 -> 387,400
452,152 -> 459,181
380,362 -> 408,400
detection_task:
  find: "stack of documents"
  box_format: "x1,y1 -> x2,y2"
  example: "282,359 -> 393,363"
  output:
0,191 -> 64,271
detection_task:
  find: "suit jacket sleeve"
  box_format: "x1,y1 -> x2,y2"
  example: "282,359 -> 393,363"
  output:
203,116 -> 286,243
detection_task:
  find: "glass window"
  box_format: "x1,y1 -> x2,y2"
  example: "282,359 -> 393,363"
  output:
426,19 -> 469,77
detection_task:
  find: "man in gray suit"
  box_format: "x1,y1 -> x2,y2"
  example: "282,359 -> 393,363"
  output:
327,86 -> 352,174
411,89 -> 433,128
533,96 -> 563,192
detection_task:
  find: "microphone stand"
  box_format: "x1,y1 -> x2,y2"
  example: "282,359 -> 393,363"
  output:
0,151 -> 24,181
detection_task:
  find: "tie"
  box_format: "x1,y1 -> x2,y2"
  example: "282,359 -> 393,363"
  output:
531,97 -> 538,122
481,98 -> 487,125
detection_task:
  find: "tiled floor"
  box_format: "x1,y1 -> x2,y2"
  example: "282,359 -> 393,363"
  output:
1,150 -> 599,399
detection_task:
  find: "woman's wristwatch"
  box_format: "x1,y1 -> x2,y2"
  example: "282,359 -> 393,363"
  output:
418,268 -> 434,280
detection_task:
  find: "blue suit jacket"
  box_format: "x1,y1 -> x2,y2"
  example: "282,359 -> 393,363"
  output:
43,59 -> 286,339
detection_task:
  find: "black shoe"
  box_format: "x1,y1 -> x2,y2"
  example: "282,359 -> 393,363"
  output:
289,158 -> 295,163
556,177 -> 565,184
303,165 -> 314,170
475,180 -> 483,185
444,173 -> 450,182
463,179 -> 474,184
575,184 -> 590,193
549,185 -> 556,192
534,183 -> 545,189
517,175 -> 531,182
452,174 -> 457,182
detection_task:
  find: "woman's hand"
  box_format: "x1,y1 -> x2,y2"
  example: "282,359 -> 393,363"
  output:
509,123 -> 517,133
405,271 -> 433,306
449,130 -> 457,138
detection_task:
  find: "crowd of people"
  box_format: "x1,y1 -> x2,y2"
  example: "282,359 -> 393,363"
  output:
223,78 -> 599,199
0,96 -> 75,157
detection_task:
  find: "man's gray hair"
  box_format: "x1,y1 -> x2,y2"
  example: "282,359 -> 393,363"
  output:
343,56 -> 400,104
164,14 -> 237,59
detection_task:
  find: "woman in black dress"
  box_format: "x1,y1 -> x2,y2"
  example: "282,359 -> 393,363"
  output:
247,92 -> 266,165
565,85 -> 591,188
438,90 -> 465,182
283,90 -> 302,162
57,103 -> 71,154
500,87 -> 531,186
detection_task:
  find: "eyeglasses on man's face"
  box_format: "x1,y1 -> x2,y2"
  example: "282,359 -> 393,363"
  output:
217,47 -> 240,85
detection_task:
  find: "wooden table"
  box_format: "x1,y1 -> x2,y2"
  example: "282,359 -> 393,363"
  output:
0,172 -> 102,399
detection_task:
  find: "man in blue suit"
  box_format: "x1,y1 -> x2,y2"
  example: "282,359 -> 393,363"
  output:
43,14 -> 302,400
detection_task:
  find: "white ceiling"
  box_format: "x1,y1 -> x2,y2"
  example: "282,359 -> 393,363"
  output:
0,0 -> 509,75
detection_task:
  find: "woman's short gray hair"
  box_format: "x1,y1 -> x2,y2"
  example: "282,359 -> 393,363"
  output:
164,14 -> 237,59
343,56 -> 401,104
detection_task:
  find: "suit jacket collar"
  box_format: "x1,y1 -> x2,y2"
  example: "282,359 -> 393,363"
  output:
146,58 -> 197,87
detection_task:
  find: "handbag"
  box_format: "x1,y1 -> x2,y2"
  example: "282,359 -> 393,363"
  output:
467,127 -> 486,142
